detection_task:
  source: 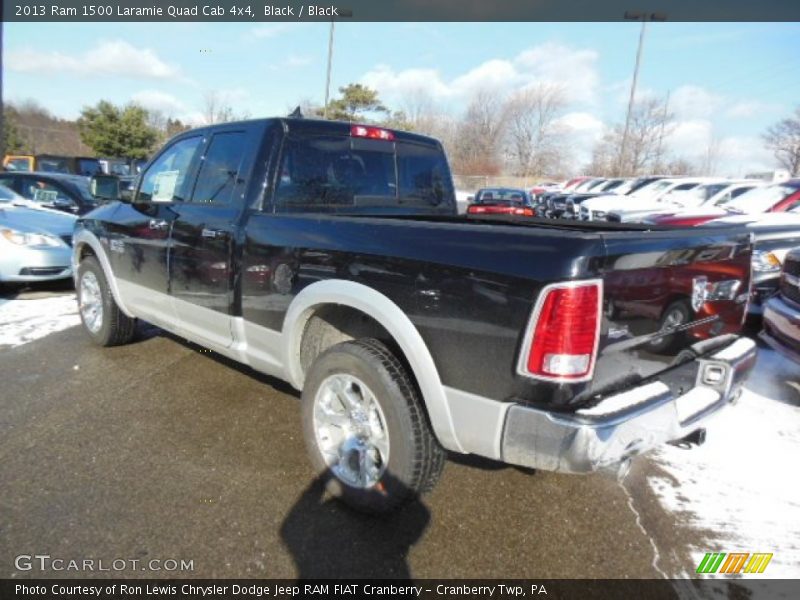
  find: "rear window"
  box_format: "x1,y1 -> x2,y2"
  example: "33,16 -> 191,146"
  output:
273,134 -> 454,213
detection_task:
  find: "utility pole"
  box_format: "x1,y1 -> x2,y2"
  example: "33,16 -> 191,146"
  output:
322,9 -> 353,119
323,20 -> 335,119
655,90 -> 670,172
618,11 -> 666,176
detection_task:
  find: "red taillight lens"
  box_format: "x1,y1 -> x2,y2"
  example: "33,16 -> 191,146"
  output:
350,124 -> 395,141
522,281 -> 601,380
468,206 -> 485,213
513,208 -> 534,216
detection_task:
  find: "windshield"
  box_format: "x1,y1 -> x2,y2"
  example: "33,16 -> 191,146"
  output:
723,184 -> 795,214
38,158 -> 72,173
673,183 -> 727,207
77,158 -> 102,175
0,184 -> 21,202
475,189 -> 528,205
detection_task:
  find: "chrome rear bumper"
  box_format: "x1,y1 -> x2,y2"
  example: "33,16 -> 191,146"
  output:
501,337 -> 757,473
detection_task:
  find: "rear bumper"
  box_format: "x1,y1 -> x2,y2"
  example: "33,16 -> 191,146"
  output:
761,295 -> 800,363
501,337 -> 757,473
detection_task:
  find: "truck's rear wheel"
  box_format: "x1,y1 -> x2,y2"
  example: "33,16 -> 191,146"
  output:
301,338 -> 445,513
77,256 -> 137,347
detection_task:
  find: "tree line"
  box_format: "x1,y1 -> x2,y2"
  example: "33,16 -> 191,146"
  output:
3,84 -> 799,178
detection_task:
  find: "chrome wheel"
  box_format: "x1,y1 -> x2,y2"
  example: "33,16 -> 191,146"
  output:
663,308 -> 686,330
79,271 -> 104,334
312,373 -> 390,489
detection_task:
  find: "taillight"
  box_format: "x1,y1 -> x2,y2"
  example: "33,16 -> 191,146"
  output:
350,124 -> 395,141
513,208 -> 534,216
468,206 -> 486,213
518,280 -> 602,381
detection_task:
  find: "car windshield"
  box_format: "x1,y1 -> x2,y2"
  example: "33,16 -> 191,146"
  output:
635,180 -> 674,197
0,184 -> 21,202
38,158 -> 72,173
475,189 -> 528,205
722,184 -> 795,214
672,183 -> 727,207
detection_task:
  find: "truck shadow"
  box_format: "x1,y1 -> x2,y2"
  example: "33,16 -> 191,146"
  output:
279,470 -> 430,579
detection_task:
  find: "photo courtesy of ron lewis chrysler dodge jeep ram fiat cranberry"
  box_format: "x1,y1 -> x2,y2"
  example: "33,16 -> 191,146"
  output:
72,117 -> 756,512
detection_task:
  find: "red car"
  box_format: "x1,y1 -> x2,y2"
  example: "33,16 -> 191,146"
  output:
467,187 -> 535,216
649,180 -> 800,227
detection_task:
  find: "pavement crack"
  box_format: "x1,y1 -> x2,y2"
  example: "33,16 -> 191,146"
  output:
619,477 -> 669,579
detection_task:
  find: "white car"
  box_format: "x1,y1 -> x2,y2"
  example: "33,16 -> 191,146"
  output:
607,180 -> 763,223
579,178 -> 718,221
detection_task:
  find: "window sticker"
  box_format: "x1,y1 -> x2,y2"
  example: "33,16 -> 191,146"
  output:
33,189 -> 59,204
152,170 -> 179,202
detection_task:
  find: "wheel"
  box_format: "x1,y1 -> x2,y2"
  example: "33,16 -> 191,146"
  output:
648,300 -> 691,354
301,338 -> 445,513
77,256 -> 137,347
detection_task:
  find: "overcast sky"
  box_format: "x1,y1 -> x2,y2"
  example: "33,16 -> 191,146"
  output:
4,21 -> 800,175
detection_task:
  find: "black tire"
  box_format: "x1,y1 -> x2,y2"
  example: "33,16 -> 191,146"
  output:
648,300 -> 691,354
77,256 -> 137,347
301,338 -> 445,513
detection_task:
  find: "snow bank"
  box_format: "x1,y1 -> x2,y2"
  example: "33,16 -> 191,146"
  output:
0,293 -> 80,348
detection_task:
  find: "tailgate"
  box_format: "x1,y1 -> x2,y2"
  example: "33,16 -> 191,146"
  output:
591,228 -> 753,394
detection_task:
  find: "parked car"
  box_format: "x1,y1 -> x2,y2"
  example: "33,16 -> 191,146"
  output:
607,180 -> 763,223
761,246 -> 800,363
466,187 -> 535,216
529,181 -> 561,201
0,171 -> 101,215
545,178 -> 610,218
538,176 -> 603,214
73,117 -> 756,512
703,211 -> 800,317
580,178 -> 717,221
3,154 -> 103,176
0,184 -> 77,285
647,180 -> 800,227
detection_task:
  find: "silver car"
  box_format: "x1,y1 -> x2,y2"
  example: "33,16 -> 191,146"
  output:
0,184 -> 77,283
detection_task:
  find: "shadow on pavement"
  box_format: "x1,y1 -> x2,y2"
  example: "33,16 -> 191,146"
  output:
279,471 -> 430,579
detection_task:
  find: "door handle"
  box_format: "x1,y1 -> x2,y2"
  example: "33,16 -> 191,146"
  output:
201,228 -> 227,239
149,219 -> 169,230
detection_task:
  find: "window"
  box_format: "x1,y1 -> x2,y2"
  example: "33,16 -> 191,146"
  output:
20,179 -> 76,208
5,158 -> 30,172
397,142 -> 452,207
138,136 -> 202,203
190,132 -> 246,204
38,158 -> 72,173
274,134 -> 453,212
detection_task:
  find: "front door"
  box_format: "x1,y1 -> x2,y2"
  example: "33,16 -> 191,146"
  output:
169,127 -> 253,349
109,135 -> 204,325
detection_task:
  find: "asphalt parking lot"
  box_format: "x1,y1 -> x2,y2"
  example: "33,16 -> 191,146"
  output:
1,286 -> 798,580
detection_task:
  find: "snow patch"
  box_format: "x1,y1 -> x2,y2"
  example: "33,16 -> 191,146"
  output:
0,294 -> 80,348
649,348 -> 800,577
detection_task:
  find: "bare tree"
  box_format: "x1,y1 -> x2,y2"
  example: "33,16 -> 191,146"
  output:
449,89 -> 507,175
589,96 -> 674,176
763,106 -> 800,176
502,83 -> 568,177
202,91 -> 249,125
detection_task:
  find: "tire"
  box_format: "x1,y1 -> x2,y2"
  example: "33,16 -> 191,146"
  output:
77,256 -> 137,347
301,338 -> 445,513
648,300 -> 691,354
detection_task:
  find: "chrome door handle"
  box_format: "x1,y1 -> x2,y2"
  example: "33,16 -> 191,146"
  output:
148,219 -> 169,230
201,228 -> 226,239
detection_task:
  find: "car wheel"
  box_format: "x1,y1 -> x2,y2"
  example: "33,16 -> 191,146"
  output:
77,256 -> 137,347
301,338 -> 445,513
648,300 -> 691,354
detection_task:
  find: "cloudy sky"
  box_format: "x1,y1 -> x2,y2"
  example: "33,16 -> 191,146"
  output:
4,21 -> 800,175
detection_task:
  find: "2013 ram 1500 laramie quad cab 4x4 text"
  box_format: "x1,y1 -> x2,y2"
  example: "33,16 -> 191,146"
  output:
73,117 -> 757,511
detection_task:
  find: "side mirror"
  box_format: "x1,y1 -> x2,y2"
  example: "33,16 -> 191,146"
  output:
90,174 -> 121,202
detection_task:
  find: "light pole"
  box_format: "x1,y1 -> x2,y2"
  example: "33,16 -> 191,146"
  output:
322,9 -> 353,119
618,11 -> 666,175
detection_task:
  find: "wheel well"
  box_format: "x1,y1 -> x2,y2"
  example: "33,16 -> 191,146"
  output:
299,304 -> 396,376
77,242 -> 96,262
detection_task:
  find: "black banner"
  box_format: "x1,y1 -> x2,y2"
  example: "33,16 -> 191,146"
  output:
3,579 -> 800,600
2,0 -> 800,23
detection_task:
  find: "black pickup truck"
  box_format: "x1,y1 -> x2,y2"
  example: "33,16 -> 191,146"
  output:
72,117 -> 757,512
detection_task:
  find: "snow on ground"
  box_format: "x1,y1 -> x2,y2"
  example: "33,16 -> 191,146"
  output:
649,348 -> 800,577
0,293 -> 80,348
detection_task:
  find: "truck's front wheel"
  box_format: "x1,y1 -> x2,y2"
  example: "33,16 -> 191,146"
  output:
301,338 -> 445,513
77,256 -> 137,347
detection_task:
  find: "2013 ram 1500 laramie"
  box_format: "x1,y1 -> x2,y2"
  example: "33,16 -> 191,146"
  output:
73,118 -> 757,511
